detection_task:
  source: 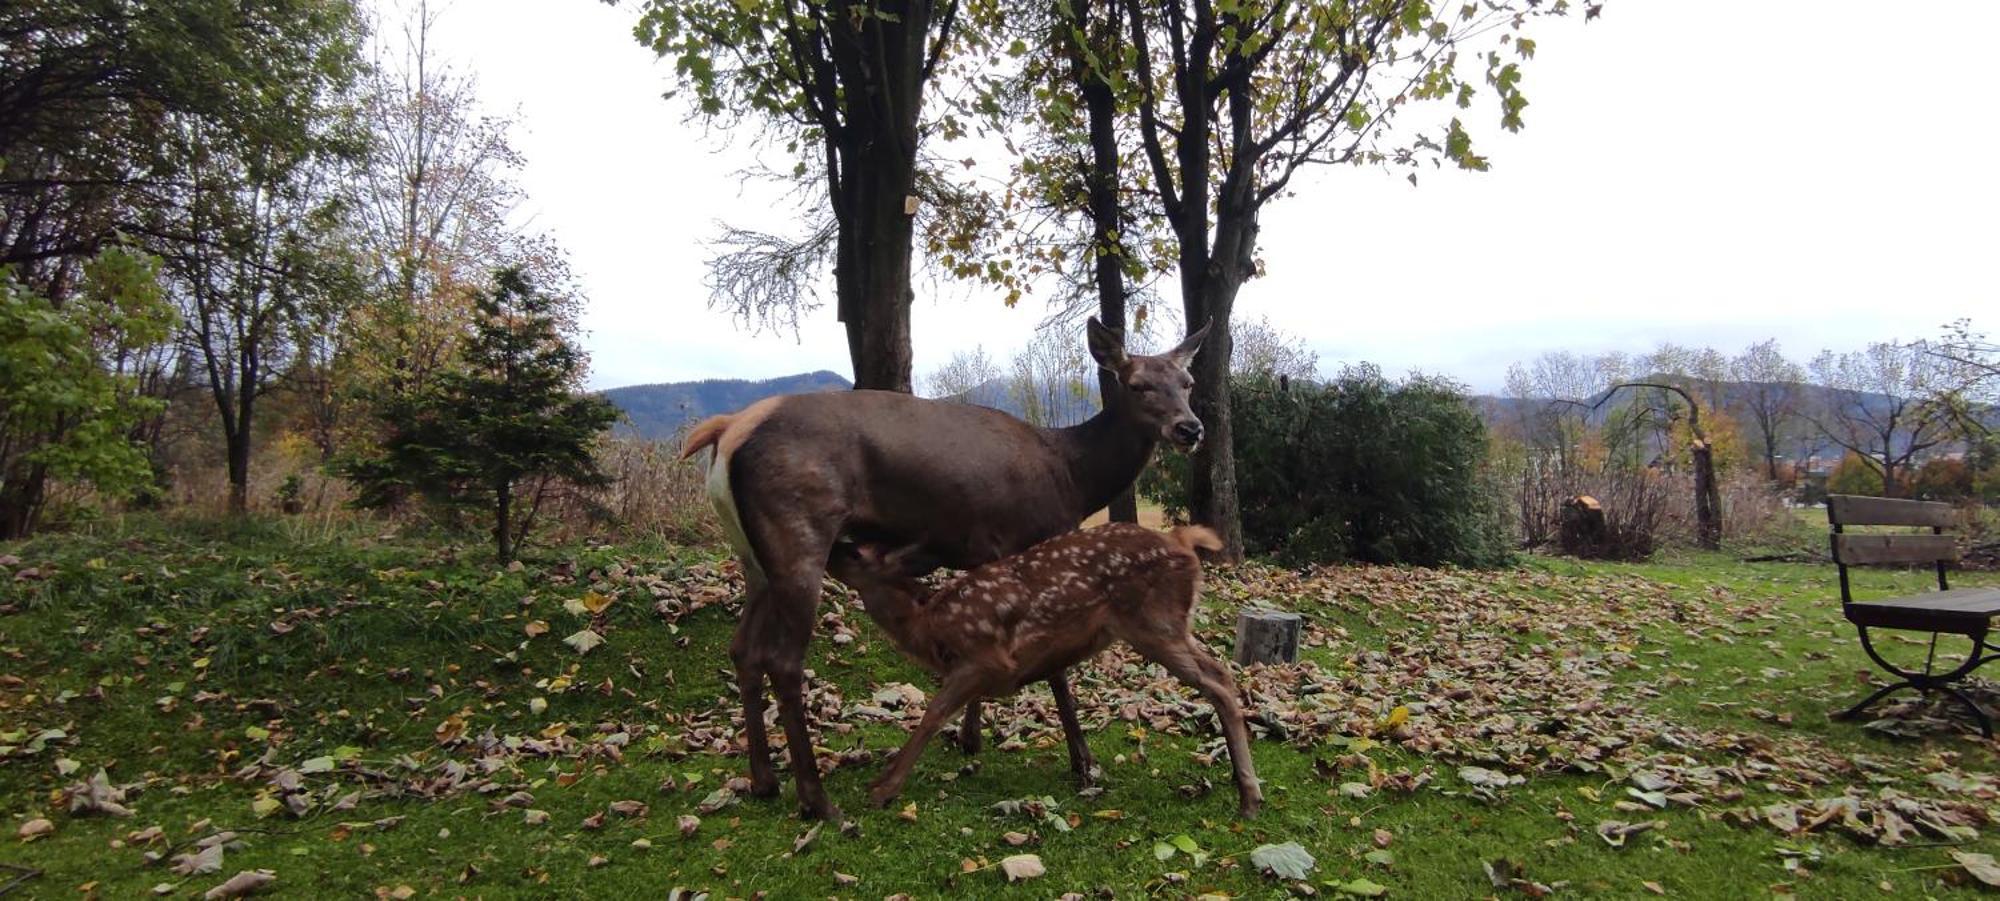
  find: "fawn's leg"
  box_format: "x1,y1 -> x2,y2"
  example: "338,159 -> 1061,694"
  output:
1144,636 -> 1264,818
957,700 -> 984,754
873,668 -> 999,807
1047,672 -> 1096,787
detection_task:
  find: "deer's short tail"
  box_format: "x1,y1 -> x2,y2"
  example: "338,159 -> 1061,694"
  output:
1167,525 -> 1224,556
679,415 -> 733,460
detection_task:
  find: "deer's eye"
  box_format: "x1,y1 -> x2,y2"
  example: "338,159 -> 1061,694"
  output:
1127,382 -> 1151,394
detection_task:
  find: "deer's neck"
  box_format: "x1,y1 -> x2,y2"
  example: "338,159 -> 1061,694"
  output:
1050,399 -> 1156,519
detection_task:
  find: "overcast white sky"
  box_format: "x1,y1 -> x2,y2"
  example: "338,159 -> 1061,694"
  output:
430,1 -> 1998,394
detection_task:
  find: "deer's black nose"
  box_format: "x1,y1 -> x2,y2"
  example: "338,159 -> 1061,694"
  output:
1172,420 -> 1204,447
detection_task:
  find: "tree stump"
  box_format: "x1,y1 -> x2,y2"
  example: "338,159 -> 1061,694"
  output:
1234,609 -> 1302,666
1558,494 -> 1608,558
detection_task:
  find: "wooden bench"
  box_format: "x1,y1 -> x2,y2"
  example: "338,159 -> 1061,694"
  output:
1828,494 -> 2000,736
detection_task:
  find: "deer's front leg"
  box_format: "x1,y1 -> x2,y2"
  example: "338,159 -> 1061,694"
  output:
1047,671 -> 1097,788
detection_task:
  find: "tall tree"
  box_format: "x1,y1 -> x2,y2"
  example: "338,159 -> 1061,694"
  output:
1051,0 -> 1581,557
1808,341 -> 1956,498
1728,338 -> 1805,481
348,2 -> 550,397
154,5 -> 366,513
629,0 -> 968,392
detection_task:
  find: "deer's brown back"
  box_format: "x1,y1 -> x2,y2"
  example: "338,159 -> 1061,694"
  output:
729,391 -> 1091,570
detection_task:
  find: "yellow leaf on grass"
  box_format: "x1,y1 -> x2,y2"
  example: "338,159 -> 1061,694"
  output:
524,620 -> 549,638
580,590 -> 615,615
1381,705 -> 1410,729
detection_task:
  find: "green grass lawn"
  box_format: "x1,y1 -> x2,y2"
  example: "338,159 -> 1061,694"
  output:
3,515 -> 1999,898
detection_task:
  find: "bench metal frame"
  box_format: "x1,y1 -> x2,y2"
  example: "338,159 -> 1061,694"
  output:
1829,495 -> 1996,737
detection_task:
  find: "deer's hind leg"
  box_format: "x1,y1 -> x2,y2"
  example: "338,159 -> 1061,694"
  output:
729,592 -> 779,798
734,462 -> 847,820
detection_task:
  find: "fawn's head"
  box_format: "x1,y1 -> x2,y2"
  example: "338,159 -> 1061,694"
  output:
1088,318 -> 1211,451
827,541 -> 930,603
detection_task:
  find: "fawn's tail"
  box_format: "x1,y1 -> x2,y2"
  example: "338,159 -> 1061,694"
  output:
1167,525 -> 1224,556
679,415 -> 734,460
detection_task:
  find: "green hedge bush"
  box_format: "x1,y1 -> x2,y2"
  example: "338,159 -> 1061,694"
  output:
1144,366 -> 1511,568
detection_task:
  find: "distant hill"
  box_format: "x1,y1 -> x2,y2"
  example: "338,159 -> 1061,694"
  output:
603,370 -> 1111,440
603,371 -> 851,439
948,376 -> 1102,427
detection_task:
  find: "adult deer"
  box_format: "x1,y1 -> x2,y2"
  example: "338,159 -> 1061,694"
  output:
680,319 -> 1209,820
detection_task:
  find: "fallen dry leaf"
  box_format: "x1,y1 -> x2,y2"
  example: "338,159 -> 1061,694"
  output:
1000,853 -> 1045,882
204,869 -> 276,899
1952,850 -> 2000,888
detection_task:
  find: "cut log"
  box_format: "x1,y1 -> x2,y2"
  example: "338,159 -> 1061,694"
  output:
1234,609 -> 1302,666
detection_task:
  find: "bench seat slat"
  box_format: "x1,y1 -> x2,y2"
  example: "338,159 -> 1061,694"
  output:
1845,587 -> 2000,634
1832,533 -> 1958,566
1828,495 -> 1957,528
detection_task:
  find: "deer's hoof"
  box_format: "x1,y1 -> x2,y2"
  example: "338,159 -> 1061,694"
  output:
746,775 -> 781,799
867,785 -> 901,809
1237,798 -> 1262,820
799,799 -> 842,822
956,729 -> 981,755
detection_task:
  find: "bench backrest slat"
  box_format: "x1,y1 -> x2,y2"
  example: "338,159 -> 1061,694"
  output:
1831,533 -> 1959,566
1827,495 -> 1956,528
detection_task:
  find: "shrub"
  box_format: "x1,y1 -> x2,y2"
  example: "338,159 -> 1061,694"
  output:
1146,367 -> 1511,567
1493,440 -> 1792,558
1911,458 -> 1973,501
1826,452 -> 1884,497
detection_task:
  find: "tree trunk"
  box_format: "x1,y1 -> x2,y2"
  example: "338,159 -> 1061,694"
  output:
1070,0 -> 1136,524
1185,301 -> 1243,559
1692,440 -> 1720,550
495,480 -> 513,564
226,429 -> 251,515
833,155 -> 915,391
0,463 -> 47,540
825,1 -> 929,395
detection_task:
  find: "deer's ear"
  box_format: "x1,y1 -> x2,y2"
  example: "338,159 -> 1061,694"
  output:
1087,317 -> 1129,372
1166,319 -> 1211,368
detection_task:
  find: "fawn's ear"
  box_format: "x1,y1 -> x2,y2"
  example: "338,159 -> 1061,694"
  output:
1087,317 -> 1129,373
878,544 -> 931,576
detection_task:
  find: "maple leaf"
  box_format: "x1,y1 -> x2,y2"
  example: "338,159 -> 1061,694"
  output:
563,629 -> 605,654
